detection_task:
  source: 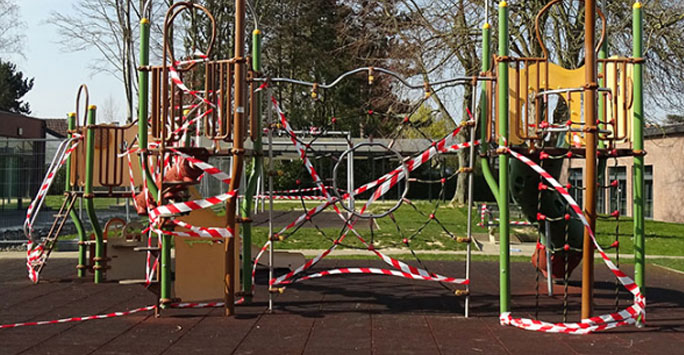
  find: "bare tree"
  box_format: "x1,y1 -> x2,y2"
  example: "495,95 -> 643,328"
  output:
99,94 -> 121,123
339,0 -> 483,205
48,0 -> 170,122
0,0 -> 26,56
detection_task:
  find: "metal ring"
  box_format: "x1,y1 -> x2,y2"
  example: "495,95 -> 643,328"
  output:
332,142 -> 409,219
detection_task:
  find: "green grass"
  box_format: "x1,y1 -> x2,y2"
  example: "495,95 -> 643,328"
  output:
36,194 -> 684,273
44,195 -> 126,210
1,195 -> 128,211
250,200 -> 479,251
595,217 -> 684,257
650,258 -> 684,273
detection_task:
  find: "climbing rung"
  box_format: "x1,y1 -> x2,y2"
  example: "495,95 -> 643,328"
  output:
119,279 -> 159,285
134,247 -> 161,252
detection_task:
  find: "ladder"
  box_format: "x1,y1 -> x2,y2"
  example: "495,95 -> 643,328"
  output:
33,193 -> 79,276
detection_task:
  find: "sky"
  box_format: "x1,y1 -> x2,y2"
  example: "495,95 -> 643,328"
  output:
7,1 -> 126,120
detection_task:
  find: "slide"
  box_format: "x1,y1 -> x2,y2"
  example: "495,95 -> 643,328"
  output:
509,157 -> 584,278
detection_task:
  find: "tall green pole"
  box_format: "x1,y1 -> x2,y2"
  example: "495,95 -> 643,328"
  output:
137,17 -> 157,197
597,1 -> 608,212
66,113 -> 87,278
497,0 -> 510,313
85,105 -> 104,283
480,21 -> 500,202
632,1 -> 645,324
240,28 -> 263,302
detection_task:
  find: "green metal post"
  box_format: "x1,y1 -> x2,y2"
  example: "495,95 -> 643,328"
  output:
66,113 -> 87,278
497,0 -> 510,313
137,17 -> 157,197
480,22 -> 500,203
597,2 -> 608,211
85,105 -> 104,283
239,28 -> 263,301
632,1 -> 645,323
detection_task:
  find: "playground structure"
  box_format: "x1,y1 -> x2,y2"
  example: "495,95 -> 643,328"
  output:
19,0 -> 647,335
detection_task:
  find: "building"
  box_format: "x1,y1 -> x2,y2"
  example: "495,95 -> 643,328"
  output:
564,123 -> 684,223
0,111 -> 67,211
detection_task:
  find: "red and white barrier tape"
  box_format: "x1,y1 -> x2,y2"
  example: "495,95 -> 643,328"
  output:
167,147 -> 231,185
477,203 -> 533,227
251,195 -> 328,201
259,94 -> 472,288
269,186 -> 339,194
0,298 -> 243,330
500,147 -> 645,334
24,135 -> 82,237
24,135 -> 82,283
168,66 -> 215,108
289,267 -> 470,284
148,191 -> 237,222
478,203 -> 488,227
0,305 -> 156,330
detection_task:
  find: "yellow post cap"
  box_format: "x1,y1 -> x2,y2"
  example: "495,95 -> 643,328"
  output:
500,1 -> 508,7
88,105 -> 97,110
141,18 -> 150,25
484,23 -> 491,29
633,2 -> 642,9
68,112 -> 76,118
253,28 -> 261,35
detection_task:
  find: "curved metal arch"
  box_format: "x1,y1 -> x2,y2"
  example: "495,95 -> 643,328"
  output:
75,84 -> 89,127
162,1 -> 217,72
254,66 -> 494,91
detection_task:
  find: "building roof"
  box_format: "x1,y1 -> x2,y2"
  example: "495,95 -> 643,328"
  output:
644,123 -> 684,139
0,110 -> 45,139
44,118 -> 69,138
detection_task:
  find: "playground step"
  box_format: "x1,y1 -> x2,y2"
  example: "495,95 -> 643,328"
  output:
133,247 -> 161,252
118,279 -> 159,285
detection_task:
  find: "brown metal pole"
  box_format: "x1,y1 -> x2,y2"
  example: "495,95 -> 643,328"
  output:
581,0 -> 597,320
225,0 -> 246,316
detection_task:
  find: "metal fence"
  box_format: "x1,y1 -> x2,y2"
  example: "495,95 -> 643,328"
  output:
0,137 -> 65,230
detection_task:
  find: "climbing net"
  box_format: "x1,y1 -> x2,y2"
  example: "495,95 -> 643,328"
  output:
530,152 -> 626,322
249,68 -> 492,316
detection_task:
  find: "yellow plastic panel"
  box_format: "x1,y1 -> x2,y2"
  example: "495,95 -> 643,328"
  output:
603,57 -> 634,143
501,62 -> 584,145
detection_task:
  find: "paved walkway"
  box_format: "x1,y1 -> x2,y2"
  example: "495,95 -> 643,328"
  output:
1,255 -> 684,354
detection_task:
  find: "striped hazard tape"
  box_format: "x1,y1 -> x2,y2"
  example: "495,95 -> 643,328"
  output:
290,267 -> 470,284
251,195 -> 328,201
257,94 -> 473,289
24,134 -> 83,283
0,300 -> 241,330
0,305 -> 156,330
500,147 -> 645,334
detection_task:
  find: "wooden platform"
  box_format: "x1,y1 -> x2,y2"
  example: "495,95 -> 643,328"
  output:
1,256 -> 684,354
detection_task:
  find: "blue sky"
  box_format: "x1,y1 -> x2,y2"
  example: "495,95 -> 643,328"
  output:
8,1 -> 126,119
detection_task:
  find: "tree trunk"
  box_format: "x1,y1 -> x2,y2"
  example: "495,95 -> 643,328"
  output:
450,84 -> 474,206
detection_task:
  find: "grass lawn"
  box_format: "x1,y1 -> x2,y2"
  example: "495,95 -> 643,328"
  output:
1,195 -> 127,211
250,200 -> 480,252
595,217 -> 684,256
44,196 -> 684,272
246,200 -> 684,272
